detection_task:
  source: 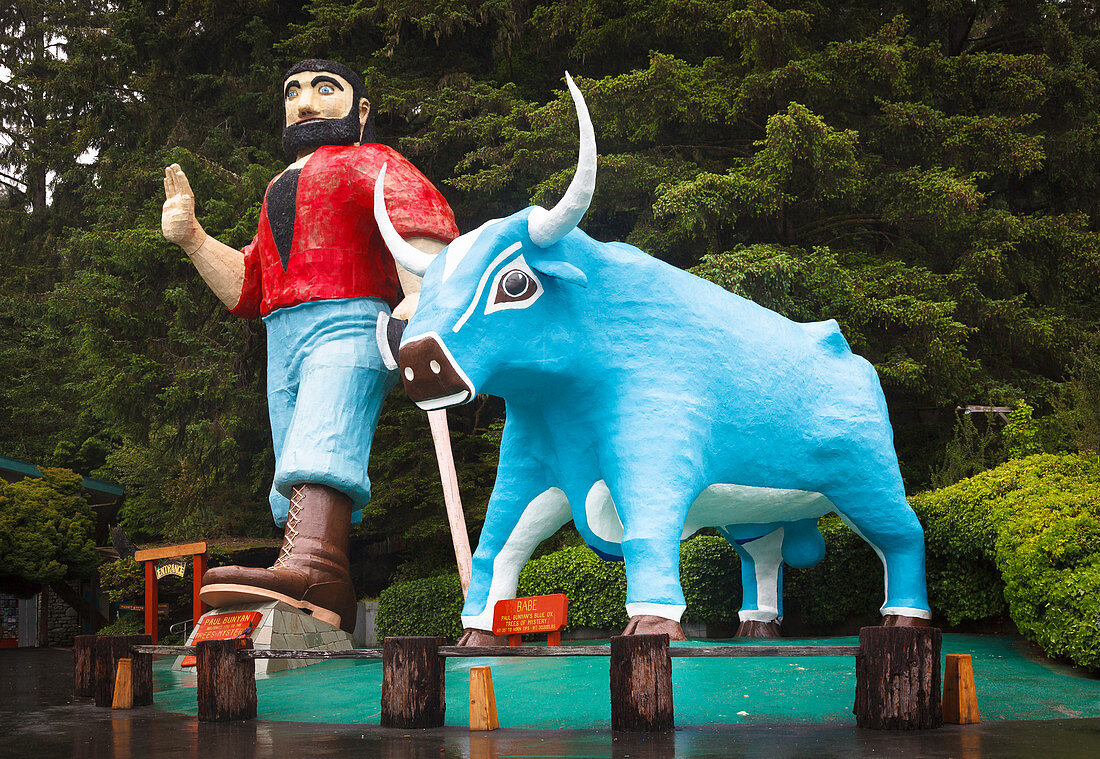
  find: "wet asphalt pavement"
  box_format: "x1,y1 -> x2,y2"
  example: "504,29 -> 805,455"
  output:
3,648 -> 1100,758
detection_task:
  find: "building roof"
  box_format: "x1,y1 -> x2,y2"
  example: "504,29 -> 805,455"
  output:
0,455 -> 124,501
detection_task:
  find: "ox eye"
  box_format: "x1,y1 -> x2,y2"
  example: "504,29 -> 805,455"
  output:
485,255 -> 544,315
502,270 -> 531,298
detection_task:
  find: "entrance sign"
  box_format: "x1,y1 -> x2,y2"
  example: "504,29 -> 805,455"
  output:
181,610 -> 262,667
155,558 -> 187,580
492,594 -> 568,646
134,541 -> 207,644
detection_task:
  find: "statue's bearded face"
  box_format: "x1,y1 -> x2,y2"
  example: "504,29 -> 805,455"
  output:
281,70 -> 368,156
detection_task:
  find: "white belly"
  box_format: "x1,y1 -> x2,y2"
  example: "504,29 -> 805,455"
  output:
584,480 -> 835,544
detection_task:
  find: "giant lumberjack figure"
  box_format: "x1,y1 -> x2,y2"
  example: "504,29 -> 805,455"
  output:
161,60 -> 458,633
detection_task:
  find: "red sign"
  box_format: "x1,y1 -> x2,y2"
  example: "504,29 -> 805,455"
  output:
181,610 -> 262,666
492,594 -> 568,636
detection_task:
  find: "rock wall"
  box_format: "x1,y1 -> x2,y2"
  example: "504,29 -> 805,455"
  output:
47,591 -> 81,646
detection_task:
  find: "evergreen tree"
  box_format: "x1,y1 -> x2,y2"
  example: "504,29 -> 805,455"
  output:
1,1 -> 1098,580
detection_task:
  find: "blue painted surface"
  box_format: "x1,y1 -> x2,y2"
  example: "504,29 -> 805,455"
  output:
400,208 -> 929,627
262,297 -> 395,525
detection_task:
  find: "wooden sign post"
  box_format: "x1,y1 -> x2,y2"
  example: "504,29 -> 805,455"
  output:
133,542 -> 207,644
492,594 -> 568,646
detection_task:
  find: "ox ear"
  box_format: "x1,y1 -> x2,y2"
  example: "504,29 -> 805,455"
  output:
530,260 -> 588,288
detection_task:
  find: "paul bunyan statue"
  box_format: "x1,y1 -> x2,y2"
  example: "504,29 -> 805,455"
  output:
161,60 -> 458,633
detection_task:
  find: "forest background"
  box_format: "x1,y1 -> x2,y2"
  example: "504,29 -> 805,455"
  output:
2,0 -> 1098,591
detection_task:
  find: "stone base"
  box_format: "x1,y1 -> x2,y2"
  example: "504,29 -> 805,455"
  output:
177,601 -> 353,675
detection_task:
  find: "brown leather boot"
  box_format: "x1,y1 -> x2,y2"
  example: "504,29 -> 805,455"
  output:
200,484 -> 358,634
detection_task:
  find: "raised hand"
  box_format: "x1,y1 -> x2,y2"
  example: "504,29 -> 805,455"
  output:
161,164 -> 206,253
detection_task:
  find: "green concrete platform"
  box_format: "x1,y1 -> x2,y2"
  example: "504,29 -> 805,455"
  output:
151,634 -> 1100,727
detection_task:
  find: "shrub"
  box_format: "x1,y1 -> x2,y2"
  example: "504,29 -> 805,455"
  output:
97,615 -> 144,636
517,545 -> 628,629
379,537 -> 771,638
679,536 -> 741,625
99,557 -> 144,604
911,453 -> 1100,669
784,516 -> 882,627
375,573 -> 464,640
0,467 -> 97,590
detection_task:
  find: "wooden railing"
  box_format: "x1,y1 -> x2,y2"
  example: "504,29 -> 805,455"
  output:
75,628 -> 942,731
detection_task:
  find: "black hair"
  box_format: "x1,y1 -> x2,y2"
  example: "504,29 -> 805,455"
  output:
282,59 -> 375,143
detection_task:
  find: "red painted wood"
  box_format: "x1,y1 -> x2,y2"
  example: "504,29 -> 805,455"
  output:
492,594 -> 568,636
143,561 -> 158,644
192,552 -> 207,627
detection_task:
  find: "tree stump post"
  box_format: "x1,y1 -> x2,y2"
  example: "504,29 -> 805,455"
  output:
74,634 -> 97,698
129,647 -> 153,707
93,635 -> 151,708
610,634 -> 674,732
854,626 -> 942,730
196,638 -> 256,722
380,636 -> 446,728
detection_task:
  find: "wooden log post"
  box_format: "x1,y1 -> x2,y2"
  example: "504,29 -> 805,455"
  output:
93,635 -> 152,708
380,636 -> 446,728
74,634 -> 97,698
610,634 -> 674,732
127,647 -> 153,708
854,626 -> 942,730
197,638 -> 256,722
943,653 -> 980,724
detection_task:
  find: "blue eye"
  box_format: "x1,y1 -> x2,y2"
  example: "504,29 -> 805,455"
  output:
287,90 -> 298,99
319,85 -> 334,94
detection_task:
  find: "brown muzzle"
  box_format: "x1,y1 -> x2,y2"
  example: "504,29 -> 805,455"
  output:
398,335 -> 475,409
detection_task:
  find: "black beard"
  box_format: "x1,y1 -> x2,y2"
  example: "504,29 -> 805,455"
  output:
282,107 -> 361,156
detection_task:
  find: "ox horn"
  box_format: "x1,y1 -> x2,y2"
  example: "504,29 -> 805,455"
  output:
373,162 -> 436,277
528,72 -> 597,248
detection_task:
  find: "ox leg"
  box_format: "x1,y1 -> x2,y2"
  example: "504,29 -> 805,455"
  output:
458,486 -> 572,645
619,521 -> 690,640
721,527 -> 784,638
830,489 -> 931,625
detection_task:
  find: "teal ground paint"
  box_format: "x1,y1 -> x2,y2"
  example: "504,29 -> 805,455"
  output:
152,634 -> 1100,727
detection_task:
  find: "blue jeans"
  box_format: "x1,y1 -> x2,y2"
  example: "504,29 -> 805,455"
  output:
263,297 -> 397,526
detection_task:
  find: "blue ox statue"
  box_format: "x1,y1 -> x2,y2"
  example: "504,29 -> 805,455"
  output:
374,75 -> 931,643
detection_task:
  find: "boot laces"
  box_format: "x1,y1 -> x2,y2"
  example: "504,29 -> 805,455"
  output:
273,485 -> 305,569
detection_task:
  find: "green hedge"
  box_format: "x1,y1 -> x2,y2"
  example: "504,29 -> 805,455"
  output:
375,573 -> 465,640
375,525 -> 1004,641
783,516 -> 882,626
911,453 -> 1100,669
377,540 -> 747,639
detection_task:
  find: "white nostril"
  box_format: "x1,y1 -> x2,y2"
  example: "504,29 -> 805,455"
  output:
404,367 -> 414,381
429,360 -> 441,374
